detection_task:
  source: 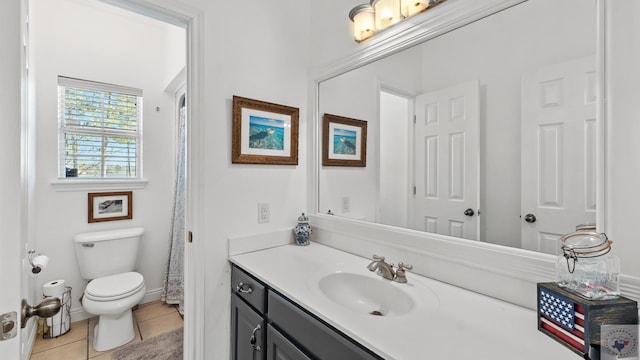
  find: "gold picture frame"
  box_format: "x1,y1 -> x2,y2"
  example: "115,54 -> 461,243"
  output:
322,113 -> 367,167
232,95 -> 299,165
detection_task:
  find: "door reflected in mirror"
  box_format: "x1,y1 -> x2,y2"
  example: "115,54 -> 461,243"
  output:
318,0 -> 597,253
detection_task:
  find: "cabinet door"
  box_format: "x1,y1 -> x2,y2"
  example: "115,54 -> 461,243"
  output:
231,295 -> 265,360
266,325 -> 312,360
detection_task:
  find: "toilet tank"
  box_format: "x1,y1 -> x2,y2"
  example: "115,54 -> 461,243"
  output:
73,227 -> 144,280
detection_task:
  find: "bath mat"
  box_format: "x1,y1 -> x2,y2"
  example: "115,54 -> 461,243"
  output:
112,327 -> 183,360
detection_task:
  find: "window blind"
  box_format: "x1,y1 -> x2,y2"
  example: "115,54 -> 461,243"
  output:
58,76 -> 143,178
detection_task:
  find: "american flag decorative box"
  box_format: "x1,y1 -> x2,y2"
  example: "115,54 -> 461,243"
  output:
538,282 -> 638,358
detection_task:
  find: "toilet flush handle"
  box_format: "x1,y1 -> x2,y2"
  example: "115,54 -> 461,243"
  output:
81,243 -> 95,248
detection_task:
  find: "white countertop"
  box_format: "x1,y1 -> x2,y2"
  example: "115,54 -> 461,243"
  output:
230,242 -> 574,360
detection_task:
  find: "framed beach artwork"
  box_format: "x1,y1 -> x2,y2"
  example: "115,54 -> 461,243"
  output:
232,95 -> 299,165
88,191 -> 132,223
322,113 -> 367,167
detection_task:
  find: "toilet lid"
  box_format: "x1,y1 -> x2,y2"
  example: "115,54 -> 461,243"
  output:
86,272 -> 144,299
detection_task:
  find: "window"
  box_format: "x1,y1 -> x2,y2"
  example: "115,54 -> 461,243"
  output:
58,76 -> 142,179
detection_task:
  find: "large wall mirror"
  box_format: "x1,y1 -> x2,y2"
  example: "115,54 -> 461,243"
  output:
317,0 -> 598,254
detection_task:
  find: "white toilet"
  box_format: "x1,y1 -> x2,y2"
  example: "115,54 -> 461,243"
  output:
73,227 -> 146,351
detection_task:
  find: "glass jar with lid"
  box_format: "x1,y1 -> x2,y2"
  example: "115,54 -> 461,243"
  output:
555,227 -> 620,300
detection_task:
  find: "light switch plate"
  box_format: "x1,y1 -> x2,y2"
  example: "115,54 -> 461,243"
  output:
341,197 -> 350,213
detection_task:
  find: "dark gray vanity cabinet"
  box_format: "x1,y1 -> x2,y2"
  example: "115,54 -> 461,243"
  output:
231,264 -> 382,360
231,265 -> 267,360
266,325 -> 311,360
231,295 -> 266,360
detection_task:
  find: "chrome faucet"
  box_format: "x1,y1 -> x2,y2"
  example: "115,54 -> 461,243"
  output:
367,255 -> 413,283
367,255 -> 395,280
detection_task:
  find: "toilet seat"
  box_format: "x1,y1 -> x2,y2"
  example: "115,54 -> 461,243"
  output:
85,272 -> 144,302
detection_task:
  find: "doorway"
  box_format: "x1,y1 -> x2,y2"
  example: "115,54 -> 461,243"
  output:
378,90 -> 411,228
20,0 -> 203,359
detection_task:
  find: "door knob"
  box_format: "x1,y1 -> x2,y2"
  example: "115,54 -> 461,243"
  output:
20,298 -> 61,328
524,214 -> 536,223
464,208 -> 474,216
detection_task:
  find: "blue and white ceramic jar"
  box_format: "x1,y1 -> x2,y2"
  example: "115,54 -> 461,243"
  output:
293,213 -> 311,246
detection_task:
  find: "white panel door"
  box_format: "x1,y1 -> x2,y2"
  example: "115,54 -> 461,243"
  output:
521,56 -> 596,254
412,81 -> 480,240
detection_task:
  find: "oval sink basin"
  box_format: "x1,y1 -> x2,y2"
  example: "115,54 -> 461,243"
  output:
318,273 -> 414,317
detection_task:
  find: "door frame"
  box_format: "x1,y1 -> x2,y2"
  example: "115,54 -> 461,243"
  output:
376,84 -> 416,228
16,1 -> 206,359
100,2 -> 206,359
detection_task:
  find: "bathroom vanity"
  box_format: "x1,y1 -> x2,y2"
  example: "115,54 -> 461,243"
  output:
229,242 -> 574,359
231,265 -> 381,360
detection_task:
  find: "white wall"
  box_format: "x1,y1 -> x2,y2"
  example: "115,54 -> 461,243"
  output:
169,0 -> 310,358
318,45 -> 423,220
607,0 -> 640,278
29,0 -> 185,317
318,69 -> 378,219
379,91 -> 409,227
309,0 -> 362,69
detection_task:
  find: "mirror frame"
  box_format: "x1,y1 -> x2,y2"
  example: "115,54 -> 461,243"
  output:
309,0 -> 610,306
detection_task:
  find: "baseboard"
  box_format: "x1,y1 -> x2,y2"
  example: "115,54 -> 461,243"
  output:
141,287 -> 163,304
69,287 -> 164,322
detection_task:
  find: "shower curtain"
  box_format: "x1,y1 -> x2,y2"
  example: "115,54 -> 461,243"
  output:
162,96 -> 186,315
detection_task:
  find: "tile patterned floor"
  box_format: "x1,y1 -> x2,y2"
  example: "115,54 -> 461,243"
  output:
30,301 -> 183,360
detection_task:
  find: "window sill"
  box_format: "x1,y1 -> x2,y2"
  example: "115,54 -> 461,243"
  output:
50,178 -> 148,192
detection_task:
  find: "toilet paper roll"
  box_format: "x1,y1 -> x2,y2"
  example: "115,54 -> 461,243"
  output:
45,285 -> 70,337
43,279 -> 65,299
31,255 -> 49,275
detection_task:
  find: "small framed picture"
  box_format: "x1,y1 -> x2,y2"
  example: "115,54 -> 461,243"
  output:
88,191 -> 132,223
232,95 -> 299,165
322,113 -> 367,167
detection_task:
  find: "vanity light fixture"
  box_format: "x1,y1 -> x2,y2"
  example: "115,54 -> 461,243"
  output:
370,0 -> 401,30
349,0 -> 445,42
401,0 -> 431,17
349,4 -> 375,42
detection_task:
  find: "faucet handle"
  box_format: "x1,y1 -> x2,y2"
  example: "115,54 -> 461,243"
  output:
372,255 -> 385,262
394,262 -> 413,283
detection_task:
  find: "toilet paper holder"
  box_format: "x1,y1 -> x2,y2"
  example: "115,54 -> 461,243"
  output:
27,250 -> 48,274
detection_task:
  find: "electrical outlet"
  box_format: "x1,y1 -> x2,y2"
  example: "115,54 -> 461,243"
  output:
258,203 -> 270,224
341,197 -> 350,213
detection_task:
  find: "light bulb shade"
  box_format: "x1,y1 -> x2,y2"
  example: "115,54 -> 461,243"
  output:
401,0 -> 431,17
370,0 -> 401,30
349,4 -> 375,42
